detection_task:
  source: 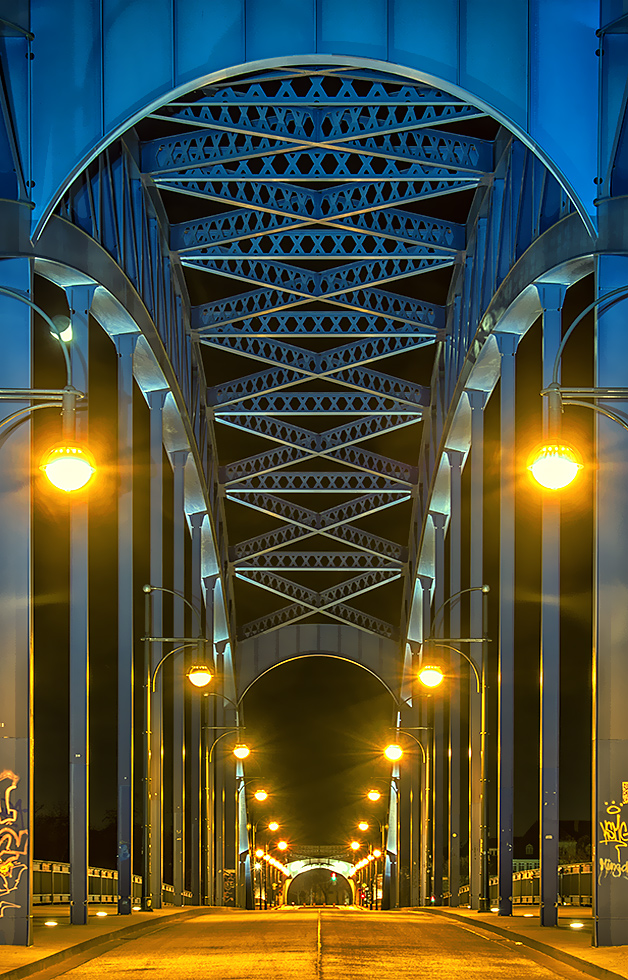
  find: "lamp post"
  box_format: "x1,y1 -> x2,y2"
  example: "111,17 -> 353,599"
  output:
140,584 -> 210,911
383,733 -> 430,908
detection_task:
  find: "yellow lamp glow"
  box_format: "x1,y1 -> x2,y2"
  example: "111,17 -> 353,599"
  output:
418,665 -> 444,688
358,821 -> 369,831
268,821 -> 279,832
367,789 -> 381,802
255,848 -> 264,858
527,443 -> 582,490
384,744 -> 403,762
254,789 -> 268,802
372,849 -> 382,859
233,744 -> 250,760
40,443 -> 96,492
350,841 -> 361,851
186,665 -> 212,688
277,840 -> 288,851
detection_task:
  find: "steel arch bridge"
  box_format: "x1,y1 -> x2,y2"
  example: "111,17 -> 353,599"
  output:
1,0 -> 628,952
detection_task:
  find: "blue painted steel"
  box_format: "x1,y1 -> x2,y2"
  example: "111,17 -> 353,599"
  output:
196,313 -> 441,336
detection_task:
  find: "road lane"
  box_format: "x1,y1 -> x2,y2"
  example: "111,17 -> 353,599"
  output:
37,908 -> 594,980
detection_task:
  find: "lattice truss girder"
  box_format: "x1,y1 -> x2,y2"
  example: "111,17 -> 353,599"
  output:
229,492 -> 408,562
144,68 -> 491,638
193,283 -> 444,329
172,208 -> 464,253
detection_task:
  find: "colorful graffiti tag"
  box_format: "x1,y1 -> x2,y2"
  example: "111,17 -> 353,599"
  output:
598,782 -> 628,883
0,770 -> 28,917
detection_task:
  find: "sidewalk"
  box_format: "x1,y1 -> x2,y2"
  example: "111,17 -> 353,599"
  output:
1,905 -> 215,980
416,906 -> 628,980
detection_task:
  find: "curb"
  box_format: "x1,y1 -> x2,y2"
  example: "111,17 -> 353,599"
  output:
2,907 -> 212,980
416,908 -> 625,980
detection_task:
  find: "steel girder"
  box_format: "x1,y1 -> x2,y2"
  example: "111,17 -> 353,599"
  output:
139,67 -> 494,640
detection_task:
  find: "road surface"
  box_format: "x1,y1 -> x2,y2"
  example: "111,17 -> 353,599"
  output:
33,908 -> 594,979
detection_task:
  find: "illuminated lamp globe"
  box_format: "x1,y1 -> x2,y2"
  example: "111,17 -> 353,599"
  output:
268,821 -> 279,832
527,443 -> 582,490
233,744 -> 250,760
40,443 -> 96,492
254,789 -> 268,802
367,789 -> 381,802
372,849 -> 382,859
277,840 -> 288,851
384,744 -> 403,762
255,848 -> 264,859
350,841 -> 361,851
358,821 -> 369,832
187,665 -> 213,688
418,665 -> 444,689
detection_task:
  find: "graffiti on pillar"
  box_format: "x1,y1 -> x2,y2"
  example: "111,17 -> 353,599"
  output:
598,786 -> 628,882
0,770 -> 28,916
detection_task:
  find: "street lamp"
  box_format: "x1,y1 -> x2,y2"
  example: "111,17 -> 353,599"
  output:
528,285 -> 628,489
268,821 -> 279,832
141,584 -> 210,912
0,287 -> 96,491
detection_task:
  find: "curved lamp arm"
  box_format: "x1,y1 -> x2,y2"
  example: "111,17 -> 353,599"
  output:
423,641 -> 481,694
552,285 -> 628,385
143,584 -> 203,631
151,642 -> 198,692
0,285 -> 72,386
393,729 -> 427,763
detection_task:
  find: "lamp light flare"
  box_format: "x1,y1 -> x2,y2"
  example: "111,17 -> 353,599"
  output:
254,789 -> 268,802
255,848 -> 264,858
40,444 -> 96,492
277,840 -> 288,851
186,665 -> 212,688
367,790 -> 381,802
358,821 -> 369,831
418,665 -> 444,688
268,821 -> 279,832
384,743 -> 403,762
372,849 -> 382,859
233,744 -> 250,759
350,841 -> 361,851
527,443 -> 582,490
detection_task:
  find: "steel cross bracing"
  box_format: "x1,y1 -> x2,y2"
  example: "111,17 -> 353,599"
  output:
142,66 -> 493,640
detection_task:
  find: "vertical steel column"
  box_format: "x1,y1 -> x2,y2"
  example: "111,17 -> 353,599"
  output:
496,332 -> 520,916
0,260 -> 33,946
214,646 -> 226,905
418,574 -> 433,906
447,450 -> 463,907
593,256 -> 628,946
148,388 -> 168,909
538,284 -> 566,927
467,389 -> 488,912
430,511 -> 447,906
202,574 -> 217,904
114,332 -> 137,915
188,511 -> 205,906
67,284 -> 95,926
171,450 -> 188,906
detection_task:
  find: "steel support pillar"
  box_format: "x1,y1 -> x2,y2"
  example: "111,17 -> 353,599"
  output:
593,255 -> 628,946
496,332 -> 520,916
538,284 -> 567,927
0,259 -> 33,946
188,511 -> 205,906
430,511 -> 447,906
447,450 -> 463,907
67,284 -> 95,926
467,389 -> 487,911
214,646 -> 226,906
115,332 -> 137,915
148,388 -> 168,910
418,574 -> 433,906
202,573 -> 218,905
171,450 -> 188,906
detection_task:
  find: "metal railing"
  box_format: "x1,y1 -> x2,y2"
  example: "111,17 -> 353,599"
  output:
457,863 -> 592,907
33,861 -> 194,906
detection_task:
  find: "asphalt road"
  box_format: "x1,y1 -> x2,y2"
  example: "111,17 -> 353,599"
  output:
35,908 -> 595,980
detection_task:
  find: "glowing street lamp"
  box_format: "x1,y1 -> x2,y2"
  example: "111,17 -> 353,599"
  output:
233,744 -> 250,760
277,840 -> 288,851
350,841 -> 361,851
358,821 -> 369,832
367,789 -> 381,802
417,664 -> 444,689
384,743 -> 403,762
527,443 -> 582,490
40,442 -> 96,491
254,789 -> 268,802
268,821 -> 279,832
186,664 -> 213,688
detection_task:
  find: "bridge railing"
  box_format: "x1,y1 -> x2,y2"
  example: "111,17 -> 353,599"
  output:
457,863 -> 592,908
33,861 -> 194,906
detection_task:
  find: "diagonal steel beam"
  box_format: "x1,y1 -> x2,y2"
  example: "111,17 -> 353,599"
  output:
234,551 -> 404,570
215,412 -> 422,452
222,443 -> 418,485
194,313 -> 444,336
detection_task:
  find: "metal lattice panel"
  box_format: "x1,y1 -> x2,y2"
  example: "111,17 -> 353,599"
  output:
141,66 -> 493,639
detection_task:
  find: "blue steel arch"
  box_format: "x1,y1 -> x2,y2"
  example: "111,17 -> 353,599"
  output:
25,1 -> 599,237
